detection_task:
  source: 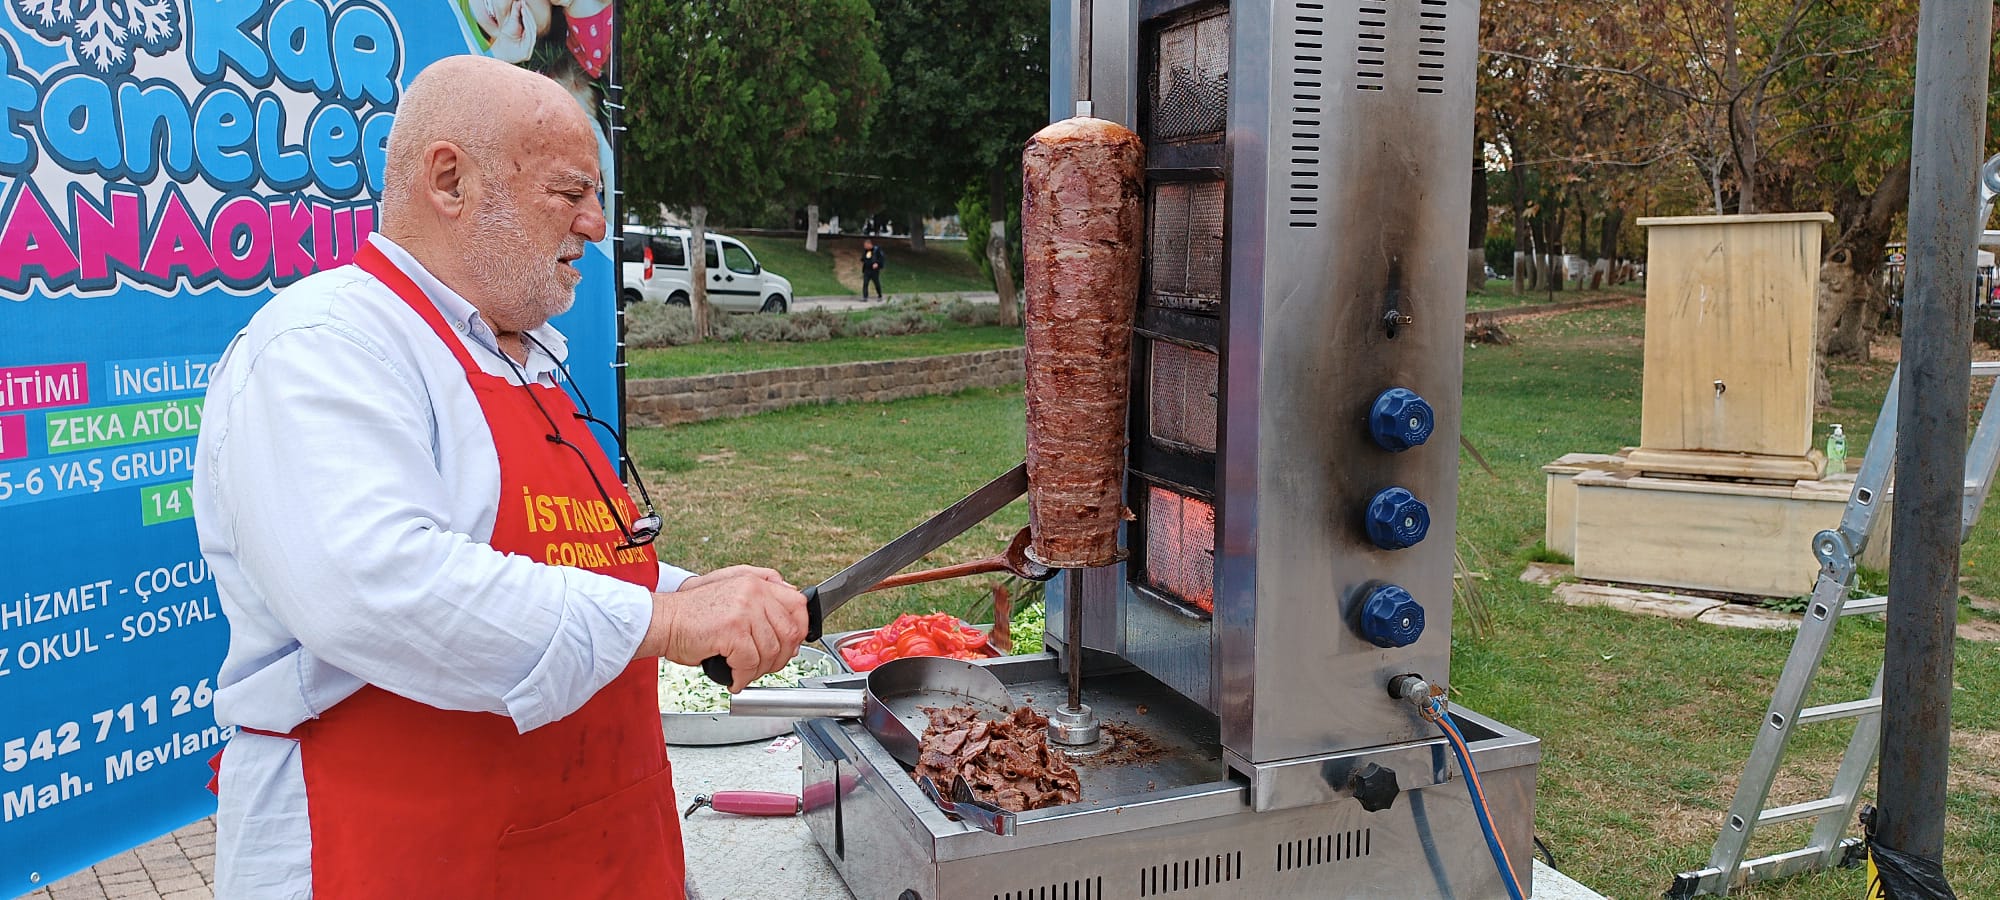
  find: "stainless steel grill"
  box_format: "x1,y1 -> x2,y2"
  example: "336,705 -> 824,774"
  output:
795,2 -> 1540,896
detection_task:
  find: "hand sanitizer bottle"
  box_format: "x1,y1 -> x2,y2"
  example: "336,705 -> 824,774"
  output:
1826,424 -> 1847,477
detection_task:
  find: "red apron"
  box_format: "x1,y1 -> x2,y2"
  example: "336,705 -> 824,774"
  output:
221,245 -> 685,898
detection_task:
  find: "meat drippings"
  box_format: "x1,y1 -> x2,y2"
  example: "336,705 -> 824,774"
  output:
914,706 -> 1082,812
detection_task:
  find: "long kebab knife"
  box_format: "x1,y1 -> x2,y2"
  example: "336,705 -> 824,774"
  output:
702,463 -> 1028,687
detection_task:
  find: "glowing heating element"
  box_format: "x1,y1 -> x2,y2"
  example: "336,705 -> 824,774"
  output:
1144,485 -> 1216,614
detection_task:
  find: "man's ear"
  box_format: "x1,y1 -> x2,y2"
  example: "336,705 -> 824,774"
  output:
424,141 -> 469,218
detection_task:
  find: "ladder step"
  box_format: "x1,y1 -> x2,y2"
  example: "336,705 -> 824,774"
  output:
1759,796 -> 1848,827
1797,697 -> 1881,725
1842,596 -> 1888,616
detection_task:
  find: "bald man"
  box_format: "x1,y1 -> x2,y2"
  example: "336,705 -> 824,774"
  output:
193,55 -> 808,898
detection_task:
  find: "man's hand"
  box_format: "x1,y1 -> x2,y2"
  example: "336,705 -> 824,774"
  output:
638,569 -> 809,693
677,565 -> 790,593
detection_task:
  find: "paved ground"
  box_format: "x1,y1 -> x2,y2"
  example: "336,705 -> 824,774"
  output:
17,819 -> 215,900
18,808 -> 1606,900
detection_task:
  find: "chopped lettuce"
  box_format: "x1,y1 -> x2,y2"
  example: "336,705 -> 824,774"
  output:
657,653 -> 835,713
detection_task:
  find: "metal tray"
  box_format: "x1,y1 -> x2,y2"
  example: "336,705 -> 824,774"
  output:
660,646 -> 837,746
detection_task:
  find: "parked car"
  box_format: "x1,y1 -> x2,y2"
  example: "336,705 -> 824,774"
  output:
619,226 -> 794,313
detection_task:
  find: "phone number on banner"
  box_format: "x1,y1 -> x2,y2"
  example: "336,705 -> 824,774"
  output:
1,690 -> 236,825
0,440 -> 196,508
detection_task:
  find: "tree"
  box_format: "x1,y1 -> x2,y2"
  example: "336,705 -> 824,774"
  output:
851,0 -> 1048,323
623,0 -> 888,336
1480,0 -> 1665,294
1482,0 -> 1996,399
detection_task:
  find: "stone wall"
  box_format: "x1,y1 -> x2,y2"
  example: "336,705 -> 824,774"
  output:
627,348 -> 1024,427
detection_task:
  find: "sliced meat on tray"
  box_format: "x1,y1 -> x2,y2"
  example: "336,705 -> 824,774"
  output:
914,706 -> 1082,812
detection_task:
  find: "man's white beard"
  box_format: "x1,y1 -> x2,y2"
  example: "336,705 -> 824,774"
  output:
467,182 -> 579,330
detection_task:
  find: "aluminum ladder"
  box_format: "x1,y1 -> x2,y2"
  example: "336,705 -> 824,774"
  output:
1667,359 -> 2000,898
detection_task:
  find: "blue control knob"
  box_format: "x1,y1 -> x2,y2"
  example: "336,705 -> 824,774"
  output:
1365,487 -> 1431,550
1359,584 -> 1425,648
1369,388 -> 1435,452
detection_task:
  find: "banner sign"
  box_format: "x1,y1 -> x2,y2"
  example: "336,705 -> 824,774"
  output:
0,0 -> 620,888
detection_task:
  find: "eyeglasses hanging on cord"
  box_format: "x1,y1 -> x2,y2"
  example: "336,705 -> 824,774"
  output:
487,331 -> 663,551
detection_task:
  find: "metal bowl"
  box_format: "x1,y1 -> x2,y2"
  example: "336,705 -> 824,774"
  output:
659,646 -> 837,746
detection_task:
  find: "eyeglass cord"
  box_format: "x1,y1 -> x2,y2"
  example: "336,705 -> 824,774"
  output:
480,329 -> 660,550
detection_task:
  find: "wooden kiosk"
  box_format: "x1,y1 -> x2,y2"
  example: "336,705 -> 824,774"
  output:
1543,212 -> 1873,598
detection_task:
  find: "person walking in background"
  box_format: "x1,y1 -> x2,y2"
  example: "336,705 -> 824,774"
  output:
860,238 -> 886,300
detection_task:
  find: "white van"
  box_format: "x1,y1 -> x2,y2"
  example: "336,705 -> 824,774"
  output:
620,226 -> 794,314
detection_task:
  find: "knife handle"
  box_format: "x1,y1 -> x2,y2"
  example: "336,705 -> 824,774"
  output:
702,586 -> 826,687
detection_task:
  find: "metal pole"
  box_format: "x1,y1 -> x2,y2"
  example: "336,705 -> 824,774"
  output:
1075,0 -> 1092,111
1066,0 -> 1090,717
608,0 -> 630,477
1881,0 -> 1991,862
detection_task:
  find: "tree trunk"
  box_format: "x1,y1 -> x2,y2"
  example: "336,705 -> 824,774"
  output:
987,170 -> 1020,327
1816,159 -> 1913,406
1547,204 -> 1566,293
1719,0 -> 1759,214
1512,251 -> 1529,294
908,211 -> 927,253
1507,148 -> 1528,294
1600,209 -> 1624,274
1468,138 -> 1488,293
689,204 -> 712,341
805,204 -> 820,253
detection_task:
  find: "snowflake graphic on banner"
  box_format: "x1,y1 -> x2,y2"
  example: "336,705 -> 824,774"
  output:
11,0 -> 181,75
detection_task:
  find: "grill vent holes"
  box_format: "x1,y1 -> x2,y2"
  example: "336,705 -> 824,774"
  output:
1351,0 -> 1452,96
1139,851 -> 1243,896
1354,3 -> 1386,91
1275,828 -> 1372,872
992,876 -> 1102,900
1289,2 -> 1327,227
1417,0 -> 1448,93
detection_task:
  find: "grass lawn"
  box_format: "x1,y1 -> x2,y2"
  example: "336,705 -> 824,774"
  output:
625,323 -> 1024,380
627,304 -> 2000,899
1469,280 -> 1645,312
740,234 -> 995,297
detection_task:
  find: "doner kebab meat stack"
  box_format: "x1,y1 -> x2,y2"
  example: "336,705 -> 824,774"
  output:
1020,116 -> 1146,569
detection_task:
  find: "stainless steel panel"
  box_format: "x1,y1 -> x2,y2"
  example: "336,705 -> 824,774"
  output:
1225,706 -> 1543,813
1050,562 -> 1129,659
1226,742 -> 1453,813
1216,0 -> 1479,764
1123,585 -> 1215,709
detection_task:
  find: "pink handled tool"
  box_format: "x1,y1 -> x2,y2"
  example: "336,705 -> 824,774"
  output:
682,791 -> 803,818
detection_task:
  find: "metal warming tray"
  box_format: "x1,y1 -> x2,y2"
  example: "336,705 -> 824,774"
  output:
792,654 -> 1540,899
661,647 -> 837,746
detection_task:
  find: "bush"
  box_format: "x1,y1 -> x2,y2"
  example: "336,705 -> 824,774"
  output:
626,302 -> 698,348
851,309 -> 940,337
943,297 -> 1004,326
625,300 -> 944,347
956,179 -> 1022,289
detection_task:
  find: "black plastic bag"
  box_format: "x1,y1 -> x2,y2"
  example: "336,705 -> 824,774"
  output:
1861,805 -> 1957,900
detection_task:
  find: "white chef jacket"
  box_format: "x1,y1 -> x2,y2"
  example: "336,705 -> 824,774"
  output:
193,234 -> 695,898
